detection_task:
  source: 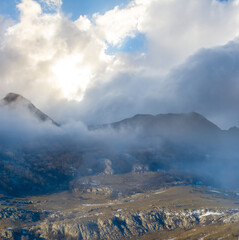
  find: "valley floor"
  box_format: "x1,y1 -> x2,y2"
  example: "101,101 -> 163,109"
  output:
1,172 -> 239,239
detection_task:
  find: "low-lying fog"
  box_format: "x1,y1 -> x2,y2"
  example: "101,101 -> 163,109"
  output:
1,102 -> 239,196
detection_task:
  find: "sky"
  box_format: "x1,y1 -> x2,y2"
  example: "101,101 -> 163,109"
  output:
0,0 -> 239,128
0,0 -> 131,20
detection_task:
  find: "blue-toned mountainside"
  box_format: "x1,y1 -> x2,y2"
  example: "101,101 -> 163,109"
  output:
0,92 -> 239,196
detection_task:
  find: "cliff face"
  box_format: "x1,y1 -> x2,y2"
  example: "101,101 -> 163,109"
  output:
32,208 -> 200,239
29,208 -> 239,239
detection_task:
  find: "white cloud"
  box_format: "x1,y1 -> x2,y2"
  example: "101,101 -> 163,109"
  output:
0,0 -> 113,103
1,0 -> 239,127
92,0 -> 239,70
0,15 -> 14,41
77,39 -> 239,129
17,0 -> 42,20
139,0 -> 239,70
93,2 -> 147,46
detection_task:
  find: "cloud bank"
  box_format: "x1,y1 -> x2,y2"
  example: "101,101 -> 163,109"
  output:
1,0 -> 239,128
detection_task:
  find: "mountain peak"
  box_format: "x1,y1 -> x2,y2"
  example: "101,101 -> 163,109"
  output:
1,92 -> 60,127
104,111 -> 221,142
3,92 -> 27,104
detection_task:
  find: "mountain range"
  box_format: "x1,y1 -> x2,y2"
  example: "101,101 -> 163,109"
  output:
0,92 -> 239,195
1,92 -> 238,139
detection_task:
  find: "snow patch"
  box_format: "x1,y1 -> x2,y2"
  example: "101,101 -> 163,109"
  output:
154,190 -> 166,195
209,190 -> 221,194
201,211 -> 223,217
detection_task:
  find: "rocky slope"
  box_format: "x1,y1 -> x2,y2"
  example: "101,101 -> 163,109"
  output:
30,208 -> 239,240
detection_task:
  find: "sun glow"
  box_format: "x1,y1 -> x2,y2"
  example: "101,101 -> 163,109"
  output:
51,55 -> 93,101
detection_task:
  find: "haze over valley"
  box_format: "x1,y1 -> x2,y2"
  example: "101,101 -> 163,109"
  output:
1,0 -> 239,239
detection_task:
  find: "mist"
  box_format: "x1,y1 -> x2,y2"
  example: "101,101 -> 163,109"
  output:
1,2 -> 239,239
1,0 -> 239,196
1,100 -> 239,196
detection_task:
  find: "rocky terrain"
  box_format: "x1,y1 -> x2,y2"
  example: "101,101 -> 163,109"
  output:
1,175 -> 239,239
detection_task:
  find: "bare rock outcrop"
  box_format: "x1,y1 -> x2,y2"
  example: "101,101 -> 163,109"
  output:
29,208 -> 238,240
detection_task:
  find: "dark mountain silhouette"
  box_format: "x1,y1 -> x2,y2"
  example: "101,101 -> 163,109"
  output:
111,112 -> 220,132
91,112 -> 222,143
1,92 -> 60,126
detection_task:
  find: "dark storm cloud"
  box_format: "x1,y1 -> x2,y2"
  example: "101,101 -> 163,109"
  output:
169,40 -> 239,127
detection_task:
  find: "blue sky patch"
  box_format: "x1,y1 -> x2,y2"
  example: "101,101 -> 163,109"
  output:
0,0 -> 131,20
106,33 -> 147,55
0,0 -> 20,20
62,0 -> 130,20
